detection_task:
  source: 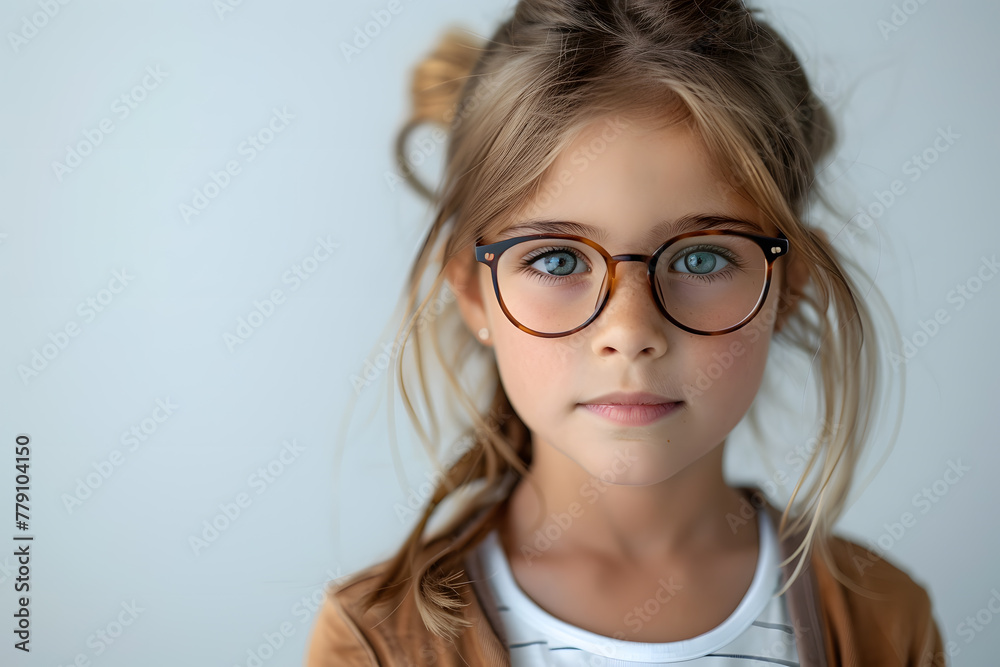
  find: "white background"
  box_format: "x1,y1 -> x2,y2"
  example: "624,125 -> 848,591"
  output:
1,0 -> 997,665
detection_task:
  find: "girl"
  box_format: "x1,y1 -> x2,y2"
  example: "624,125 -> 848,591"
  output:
309,1 -> 945,665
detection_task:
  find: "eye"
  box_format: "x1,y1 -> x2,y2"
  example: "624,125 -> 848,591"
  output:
671,248 -> 731,275
524,247 -> 590,277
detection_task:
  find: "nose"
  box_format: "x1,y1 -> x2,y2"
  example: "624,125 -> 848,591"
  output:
587,259 -> 669,359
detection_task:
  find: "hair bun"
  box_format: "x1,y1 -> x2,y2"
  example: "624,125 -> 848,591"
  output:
409,27 -> 484,127
397,27 -> 484,201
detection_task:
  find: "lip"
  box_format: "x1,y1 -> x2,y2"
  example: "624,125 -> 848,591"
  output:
580,401 -> 683,426
578,391 -> 684,427
580,391 -> 681,405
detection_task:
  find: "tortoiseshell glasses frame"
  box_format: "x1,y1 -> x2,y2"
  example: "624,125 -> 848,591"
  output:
474,228 -> 789,338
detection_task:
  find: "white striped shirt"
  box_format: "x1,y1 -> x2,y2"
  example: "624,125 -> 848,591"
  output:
468,506 -> 799,666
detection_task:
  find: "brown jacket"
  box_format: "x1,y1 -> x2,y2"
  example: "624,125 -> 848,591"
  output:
305,486 -> 946,666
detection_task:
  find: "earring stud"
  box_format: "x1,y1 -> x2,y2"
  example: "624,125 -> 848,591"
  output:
478,327 -> 489,341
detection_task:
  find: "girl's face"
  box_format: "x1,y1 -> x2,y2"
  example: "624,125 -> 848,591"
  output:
450,115 -> 792,486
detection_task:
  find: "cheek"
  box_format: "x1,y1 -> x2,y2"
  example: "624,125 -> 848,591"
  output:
685,306 -> 777,408
488,300 -> 573,417
492,343 -> 567,437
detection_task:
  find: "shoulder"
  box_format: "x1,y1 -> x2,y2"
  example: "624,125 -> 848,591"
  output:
819,532 -> 933,608
812,533 -> 945,665
305,535 -> 483,667
306,500 -> 510,666
305,562 -> 387,667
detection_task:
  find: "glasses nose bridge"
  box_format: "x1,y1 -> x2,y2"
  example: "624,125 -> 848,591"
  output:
607,253 -> 654,283
604,253 -> 659,319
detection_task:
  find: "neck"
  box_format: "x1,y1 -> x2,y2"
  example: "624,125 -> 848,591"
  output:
500,438 -> 757,568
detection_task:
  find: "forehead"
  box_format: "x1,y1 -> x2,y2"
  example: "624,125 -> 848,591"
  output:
514,115 -> 770,248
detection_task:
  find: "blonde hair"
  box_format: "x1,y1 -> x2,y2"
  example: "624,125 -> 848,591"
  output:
339,0 -> 905,642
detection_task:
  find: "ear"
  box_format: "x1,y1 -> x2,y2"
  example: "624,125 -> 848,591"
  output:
774,227 -> 826,333
443,244 -> 493,345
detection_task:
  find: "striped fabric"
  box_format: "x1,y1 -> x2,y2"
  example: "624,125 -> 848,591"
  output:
469,507 -> 800,666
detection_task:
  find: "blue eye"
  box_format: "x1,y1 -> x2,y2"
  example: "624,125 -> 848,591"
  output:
673,250 -> 730,275
524,248 -> 590,277
667,244 -> 741,282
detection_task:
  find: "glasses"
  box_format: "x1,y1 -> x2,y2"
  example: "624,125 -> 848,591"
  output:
475,228 -> 789,337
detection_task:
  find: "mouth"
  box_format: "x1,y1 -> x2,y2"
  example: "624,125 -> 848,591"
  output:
578,392 -> 684,427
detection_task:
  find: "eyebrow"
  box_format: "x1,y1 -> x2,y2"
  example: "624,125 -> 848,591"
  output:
495,214 -> 768,247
